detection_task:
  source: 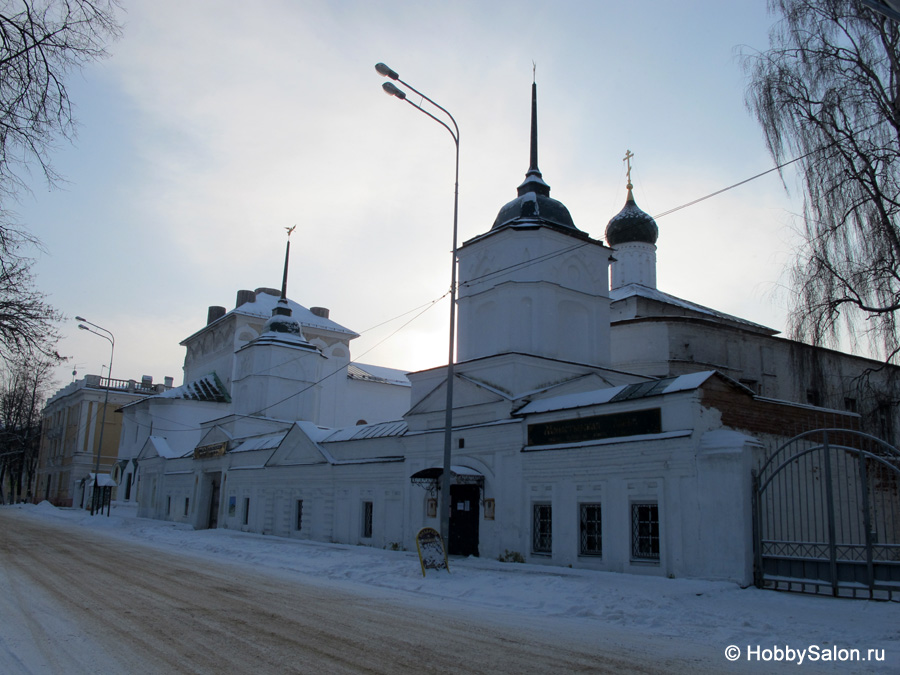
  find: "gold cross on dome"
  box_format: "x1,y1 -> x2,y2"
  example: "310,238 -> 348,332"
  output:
623,149 -> 634,185
285,225 -> 296,238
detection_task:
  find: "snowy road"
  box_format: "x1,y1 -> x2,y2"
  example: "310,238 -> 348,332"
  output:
0,510 -> 707,674
0,504 -> 897,674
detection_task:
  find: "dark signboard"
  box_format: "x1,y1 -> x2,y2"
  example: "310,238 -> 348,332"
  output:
416,527 -> 449,576
527,408 -> 662,447
194,441 -> 227,460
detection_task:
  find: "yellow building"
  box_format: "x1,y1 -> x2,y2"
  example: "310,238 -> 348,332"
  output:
36,374 -> 172,506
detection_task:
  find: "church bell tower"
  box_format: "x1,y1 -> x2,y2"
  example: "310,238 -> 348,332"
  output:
455,81 -> 613,368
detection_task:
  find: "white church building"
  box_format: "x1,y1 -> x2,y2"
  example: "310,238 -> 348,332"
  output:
120,84 -> 896,590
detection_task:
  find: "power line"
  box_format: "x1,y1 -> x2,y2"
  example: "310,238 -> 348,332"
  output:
651,151 -> 807,220
116,143 -> 829,433
244,291 -> 446,418
124,292 -> 448,431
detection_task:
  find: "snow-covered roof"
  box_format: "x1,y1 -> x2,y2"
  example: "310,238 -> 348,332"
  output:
158,373 -> 231,402
119,373 -> 231,409
83,472 -> 117,487
322,420 -> 408,443
292,420 -> 335,443
610,283 -> 778,335
230,430 -> 289,454
146,435 -> 187,459
182,290 -> 358,344
348,363 -> 410,387
517,371 -> 717,415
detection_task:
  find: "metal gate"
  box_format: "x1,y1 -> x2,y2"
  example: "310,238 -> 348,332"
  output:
753,429 -> 900,600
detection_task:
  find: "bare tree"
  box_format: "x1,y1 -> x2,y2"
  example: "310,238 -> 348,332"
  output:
0,211 -> 61,361
744,0 -> 900,360
1,0 -> 122,198
0,0 -> 121,361
0,355 -> 52,503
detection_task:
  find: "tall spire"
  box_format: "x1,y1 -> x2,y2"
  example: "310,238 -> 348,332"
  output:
516,74 -> 550,197
281,225 -> 296,302
529,70 -> 539,174
271,226 -> 296,321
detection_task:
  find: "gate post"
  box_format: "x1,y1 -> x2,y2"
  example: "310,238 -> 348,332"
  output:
823,431 -> 839,597
751,469 -> 762,588
857,448 -> 875,599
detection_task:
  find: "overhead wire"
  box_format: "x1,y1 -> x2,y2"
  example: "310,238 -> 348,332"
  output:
126,291 -> 448,431
124,141 -> 832,434
244,291 -> 447,418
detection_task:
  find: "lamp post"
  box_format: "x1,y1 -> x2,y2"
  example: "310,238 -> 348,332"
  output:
76,316 -> 115,516
376,63 -> 459,547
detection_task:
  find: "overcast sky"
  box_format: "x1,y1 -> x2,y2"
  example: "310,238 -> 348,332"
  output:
18,0 -> 802,390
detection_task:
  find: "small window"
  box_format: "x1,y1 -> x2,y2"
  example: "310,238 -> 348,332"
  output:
458,438 -> 465,449
296,499 -> 303,531
243,497 -> 250,525
532,503 -> 552,554
166,496 -> 171,515
844,397 -> 858,413
362,501 -> 373,538
631,503 -> 659,561
184,497 -> 190,516
579,503 -> 602,557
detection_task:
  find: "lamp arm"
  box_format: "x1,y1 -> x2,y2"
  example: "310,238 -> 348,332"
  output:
397,77 -> 460,142
402,98 -> 459,146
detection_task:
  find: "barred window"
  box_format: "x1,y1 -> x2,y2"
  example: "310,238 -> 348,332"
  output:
362,501 -> 373,538
532,503 -> 552,554
579,503 -> 602,556
631,503 -> 659,561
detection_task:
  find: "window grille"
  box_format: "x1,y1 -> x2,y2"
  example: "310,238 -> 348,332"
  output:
532,503 -> 552,554
579,503 -> 602,556
631,503 -> 659,560
362,501 -> 373,538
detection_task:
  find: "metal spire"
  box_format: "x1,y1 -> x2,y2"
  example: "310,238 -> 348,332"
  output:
517,72 -> 550,197
281,225 -> 296,302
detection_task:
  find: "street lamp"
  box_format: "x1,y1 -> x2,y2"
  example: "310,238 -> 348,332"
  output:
76,316 -> 115,516
376,62 -> 460,548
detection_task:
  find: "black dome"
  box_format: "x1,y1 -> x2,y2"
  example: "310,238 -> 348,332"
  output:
605,190 -> 658,246
491,185 -> 578,232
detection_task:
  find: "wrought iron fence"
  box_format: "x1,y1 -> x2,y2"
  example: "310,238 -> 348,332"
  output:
753,429 -> 900,600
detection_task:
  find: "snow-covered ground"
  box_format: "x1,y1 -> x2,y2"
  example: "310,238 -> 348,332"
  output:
7,501 -> 900,672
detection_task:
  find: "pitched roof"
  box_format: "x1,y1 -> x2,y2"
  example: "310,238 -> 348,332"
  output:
610,283 -> 778,335
516,371 -> 720,415
181,290 -> 358,345
157,373 -> 231,402
348,363 -> 410,387
321,420 -> 408,443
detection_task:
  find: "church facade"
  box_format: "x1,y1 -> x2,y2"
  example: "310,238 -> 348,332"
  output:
123,84 -> 892,587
